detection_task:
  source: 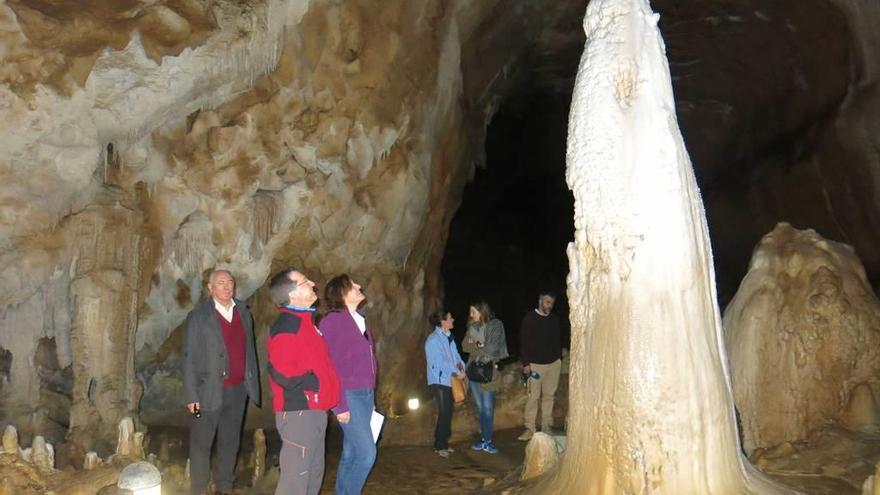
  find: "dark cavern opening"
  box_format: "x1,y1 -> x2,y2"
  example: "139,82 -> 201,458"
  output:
442,91 -> 575,355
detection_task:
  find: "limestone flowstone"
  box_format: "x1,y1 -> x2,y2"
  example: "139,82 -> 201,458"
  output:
549,0 -> 798,492
724,223 -> 880,453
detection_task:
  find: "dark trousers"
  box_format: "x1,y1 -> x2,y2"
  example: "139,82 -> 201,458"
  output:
431,384 -> 453,450
189,384 -> 247,495
275,409 -> 328,495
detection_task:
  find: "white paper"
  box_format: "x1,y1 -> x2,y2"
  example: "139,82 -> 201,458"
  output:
370,410 -> 385,443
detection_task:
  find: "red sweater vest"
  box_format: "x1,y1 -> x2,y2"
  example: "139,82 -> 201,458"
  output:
216,308 -> 246,387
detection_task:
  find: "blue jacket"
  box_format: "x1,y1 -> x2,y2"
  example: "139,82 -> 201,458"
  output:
425,327 -> 464,387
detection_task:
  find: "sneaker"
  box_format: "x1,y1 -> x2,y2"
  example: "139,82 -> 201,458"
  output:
517,429 -> 535,441
445,447 -> 456,453
482,441 -> 498,454
471,439 -> 486,451
434,448 -> 450,458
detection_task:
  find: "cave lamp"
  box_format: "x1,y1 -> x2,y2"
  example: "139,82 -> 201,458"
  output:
117,461 -> 162,495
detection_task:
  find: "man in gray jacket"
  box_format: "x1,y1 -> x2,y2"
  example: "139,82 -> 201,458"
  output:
183,269 -> 261,495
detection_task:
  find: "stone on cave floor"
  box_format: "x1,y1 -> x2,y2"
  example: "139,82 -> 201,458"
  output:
520,432 -> 559,481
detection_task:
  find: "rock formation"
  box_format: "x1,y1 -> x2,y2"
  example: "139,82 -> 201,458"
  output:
250,428 -> 266,487
547,0 -> 795,492
0,0 -> 580,447
0,422 -> 120,494
1,425 -> 19,457
521,432 -> 559,481
724,223 -> 880,453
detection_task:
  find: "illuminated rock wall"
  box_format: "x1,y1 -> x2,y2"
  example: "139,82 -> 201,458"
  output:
0,0 -> 577,450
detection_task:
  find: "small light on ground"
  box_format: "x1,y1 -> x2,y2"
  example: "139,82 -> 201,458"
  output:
407,398 -> 420,410
117,461 -> 162,495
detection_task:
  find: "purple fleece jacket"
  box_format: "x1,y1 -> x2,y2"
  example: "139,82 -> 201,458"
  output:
319,309 -> 377,414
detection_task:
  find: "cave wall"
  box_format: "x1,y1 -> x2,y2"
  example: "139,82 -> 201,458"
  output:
0,0 -> 579,449
659,0 -> 880,298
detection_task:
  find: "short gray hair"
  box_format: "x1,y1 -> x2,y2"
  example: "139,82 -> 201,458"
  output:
268,267 -> 298,305
208,269 -> 234,285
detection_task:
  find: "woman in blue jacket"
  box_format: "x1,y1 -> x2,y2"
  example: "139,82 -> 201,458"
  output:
424,308 -> 465,457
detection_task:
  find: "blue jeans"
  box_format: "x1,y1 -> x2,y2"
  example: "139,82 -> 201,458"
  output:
336,388 -> 377,495
469,381 -> 496,442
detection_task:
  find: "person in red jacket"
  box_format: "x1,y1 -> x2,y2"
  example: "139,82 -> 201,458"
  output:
266,267 -> 340,495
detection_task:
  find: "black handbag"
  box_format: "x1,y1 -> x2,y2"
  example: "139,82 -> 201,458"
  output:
466,360 -> 494,383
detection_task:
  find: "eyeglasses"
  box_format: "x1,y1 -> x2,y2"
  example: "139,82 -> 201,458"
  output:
291,278 -> 311,290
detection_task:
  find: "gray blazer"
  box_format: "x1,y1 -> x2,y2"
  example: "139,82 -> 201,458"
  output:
182,298 -> 261,412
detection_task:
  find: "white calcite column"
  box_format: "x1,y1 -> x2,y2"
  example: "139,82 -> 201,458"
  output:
550,0 -> 799,493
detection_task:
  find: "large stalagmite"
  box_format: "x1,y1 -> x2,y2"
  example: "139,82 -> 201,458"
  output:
549,0 -> 797,492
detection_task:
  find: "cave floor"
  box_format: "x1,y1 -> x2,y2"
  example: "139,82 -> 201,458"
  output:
150,422 -> 880,494
157,425 -> 528,494
756,425 -> 880,495
5,422 -> 880,493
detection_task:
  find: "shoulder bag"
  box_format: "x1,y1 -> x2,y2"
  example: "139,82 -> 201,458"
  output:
466,360 -> 494,383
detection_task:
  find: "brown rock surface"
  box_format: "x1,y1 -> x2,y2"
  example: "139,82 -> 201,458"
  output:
724,223 -> 880,453
0,0 -> 578,447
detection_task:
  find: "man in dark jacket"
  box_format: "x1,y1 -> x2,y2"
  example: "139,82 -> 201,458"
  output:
266,267 -> 340,495
182,269 -> 261,495
517,292 -> 562,441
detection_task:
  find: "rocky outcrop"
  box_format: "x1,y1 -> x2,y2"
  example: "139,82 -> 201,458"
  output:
724,223 -> 880,453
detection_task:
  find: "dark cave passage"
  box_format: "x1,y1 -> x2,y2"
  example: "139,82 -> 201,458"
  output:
442,92 -> 574,355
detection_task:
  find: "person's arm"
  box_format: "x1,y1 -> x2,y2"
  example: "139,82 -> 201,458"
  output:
425,335 -> 441,382
268,325 -> 319,393
242,306 -> 261,407
461,334 -> 479,354
484,319 -> 509,361
462,321 -> 483,355
520,315 -> 532,372
320,314 -> 352,415
182,312 -> 200,411
267,364 -> 319,392
451,340 -> 465,373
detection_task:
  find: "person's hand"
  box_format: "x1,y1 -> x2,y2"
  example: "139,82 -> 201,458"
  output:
522,365 -> 531,374
187,402 -> 200,414
337,411 -> 351,424
457,362 -> 465,372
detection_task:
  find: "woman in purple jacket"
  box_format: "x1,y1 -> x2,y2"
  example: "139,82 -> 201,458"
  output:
320,274 -> 378,495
